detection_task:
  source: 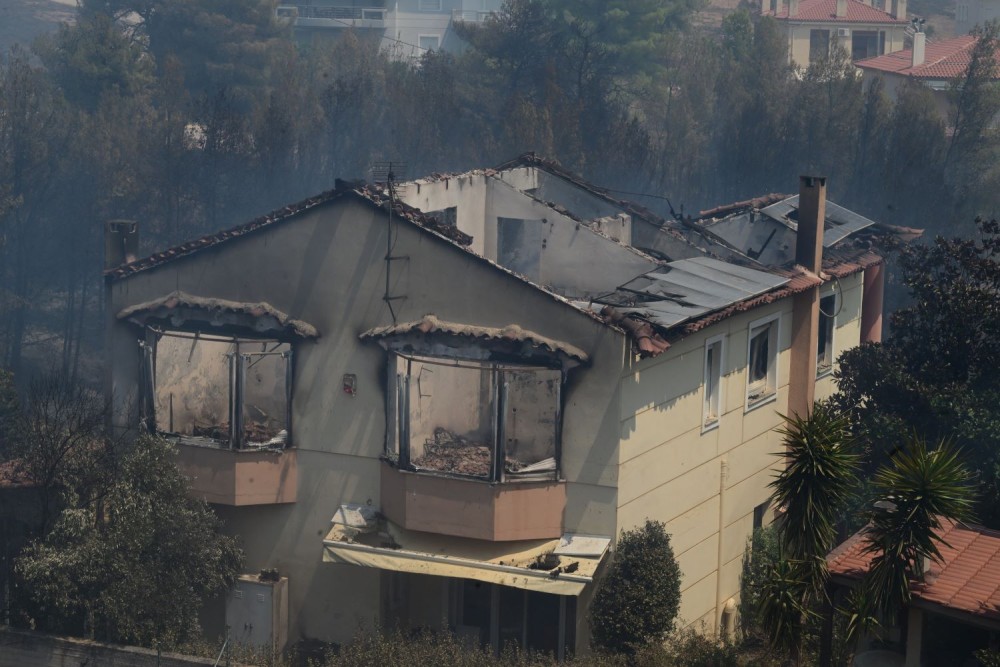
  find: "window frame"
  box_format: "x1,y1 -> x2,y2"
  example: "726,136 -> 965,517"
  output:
745,313 -> 780,412
702,333 -> 726,432
817,292 -> 838,378
417,0 -> 443,11
418,33 -> 441,51
386,352 -> 563,483
141,328 -> 294,450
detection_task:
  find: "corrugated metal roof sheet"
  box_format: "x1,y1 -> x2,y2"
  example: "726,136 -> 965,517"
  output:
828,519 -> 1000,625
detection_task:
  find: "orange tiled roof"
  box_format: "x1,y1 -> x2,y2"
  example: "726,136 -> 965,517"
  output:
828,518 -> 1000,623
857,35 -> 983,79
763,0 -> 907,24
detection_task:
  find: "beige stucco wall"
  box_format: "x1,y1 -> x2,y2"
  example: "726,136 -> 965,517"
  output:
785,22 -> 907,68
617,271 -> 865,632
108,197 -> 626,648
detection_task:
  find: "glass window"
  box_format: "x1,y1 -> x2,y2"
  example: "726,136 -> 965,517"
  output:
392,354 -> 560,482
809,29 -> 830,62
747,317 -> 778,406
150,331 -> 291,449
704,337 -> 724,428
418,34 -> 441,51
817,294 -> 836,376
418,0 -> 443,10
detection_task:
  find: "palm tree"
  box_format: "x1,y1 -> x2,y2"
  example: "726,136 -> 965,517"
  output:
770,403 -> 859,593
756,403 -> 859,664
859,436 -> 975,626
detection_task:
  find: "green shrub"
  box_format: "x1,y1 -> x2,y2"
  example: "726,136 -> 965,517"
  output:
738,525 -> 780,639
589,520 -> 682,655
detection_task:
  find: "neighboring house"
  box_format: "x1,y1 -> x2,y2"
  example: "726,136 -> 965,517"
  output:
957,0 -> 1000,37
104,155 -> 903,656
828,519 -> 1000,666
761,0 -> 909,68
857,32 -> 988,119
276,0 -> 502,58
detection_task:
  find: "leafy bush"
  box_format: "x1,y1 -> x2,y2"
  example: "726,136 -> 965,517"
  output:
589,520 -> 682,655
738,525 -> 780,639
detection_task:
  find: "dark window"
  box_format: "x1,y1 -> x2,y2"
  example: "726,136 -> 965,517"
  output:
754,501 -> 770,530
817,294 -> 836,375
809,29 -> 831,62
852,31 -> 881,60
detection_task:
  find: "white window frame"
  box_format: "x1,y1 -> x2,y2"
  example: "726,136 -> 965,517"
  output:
418,34 -> 441,51
702,334 -> 726,432
418,0 -> 443,11
817,292 -> 838,378
745,313 -> 781,412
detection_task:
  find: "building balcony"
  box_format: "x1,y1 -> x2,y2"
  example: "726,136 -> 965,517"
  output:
451,9 -> 496,22
277,4 -> 387,29
380,462 -> 565,541
175,442 -> 297,506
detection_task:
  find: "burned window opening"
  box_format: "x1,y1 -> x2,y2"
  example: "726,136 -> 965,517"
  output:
142,329 -> 292,450
817,294 -> 837,376
388,353 -> 561,483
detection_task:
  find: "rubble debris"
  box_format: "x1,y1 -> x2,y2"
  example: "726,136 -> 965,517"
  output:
412,427 -> 492,477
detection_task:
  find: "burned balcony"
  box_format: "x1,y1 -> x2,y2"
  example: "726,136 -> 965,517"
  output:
121,292 -> 317,505
362,316 -> 588,541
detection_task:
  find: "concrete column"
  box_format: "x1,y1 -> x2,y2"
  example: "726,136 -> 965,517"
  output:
788,177 -> 826,420
860,262 -> 885,343
905,606 -> 923,667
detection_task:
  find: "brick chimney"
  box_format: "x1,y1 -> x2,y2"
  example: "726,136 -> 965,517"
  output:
788,176 -> 826,420
912,31 -> 926,67
892,0 -> 907,20
836,0 -> 848,18
104,221 -> 139,269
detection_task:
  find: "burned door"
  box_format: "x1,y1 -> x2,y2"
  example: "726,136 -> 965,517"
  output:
497,217 -> 543,281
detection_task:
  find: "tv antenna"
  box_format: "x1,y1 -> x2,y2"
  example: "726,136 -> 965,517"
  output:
370,161 -> 409,324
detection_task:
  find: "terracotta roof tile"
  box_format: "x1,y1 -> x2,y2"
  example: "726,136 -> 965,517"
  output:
857,35 -> 984,79
828,519 -> 1000,623
763,0 -> 907,24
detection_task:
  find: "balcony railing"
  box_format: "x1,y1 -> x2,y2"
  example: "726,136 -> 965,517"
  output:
277,5 -> 387,24
451,9 -> 496,22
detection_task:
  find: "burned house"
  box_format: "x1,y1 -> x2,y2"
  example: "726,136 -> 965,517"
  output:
104,155 -> 906,656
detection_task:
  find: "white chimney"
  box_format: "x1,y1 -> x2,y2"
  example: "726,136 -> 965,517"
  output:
893,0 -> 907,20
912,31 -> 926,67
789,0 -> 799,16
836,0 -> 848,17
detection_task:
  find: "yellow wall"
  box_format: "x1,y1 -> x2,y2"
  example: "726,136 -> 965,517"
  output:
617,271 -> 864,630
784,22 -> 908,69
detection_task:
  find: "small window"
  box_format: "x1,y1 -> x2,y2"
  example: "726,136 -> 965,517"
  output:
817,294 -> 837,376
753,500 -> 770,530
746,315 -> 779,408
418,34 -> 441,51
703,336 -> 725,430
418,0 -> 442,11
148,331 -> 291,449
391,354 -> 560,482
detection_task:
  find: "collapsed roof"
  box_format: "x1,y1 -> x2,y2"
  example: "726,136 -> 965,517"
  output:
106,154 -> 916,357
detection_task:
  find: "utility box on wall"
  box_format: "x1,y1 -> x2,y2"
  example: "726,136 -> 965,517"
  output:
225,574 -> 289,652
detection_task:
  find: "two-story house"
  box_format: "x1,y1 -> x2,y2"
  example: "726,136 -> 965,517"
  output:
104,155 -> 906,656
761,0 -> 909,68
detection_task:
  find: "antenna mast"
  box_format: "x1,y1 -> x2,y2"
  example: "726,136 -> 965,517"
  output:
370,161 -> 408,324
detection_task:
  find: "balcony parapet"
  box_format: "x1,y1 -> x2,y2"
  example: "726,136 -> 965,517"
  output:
380,461 -> 565,541
175,441 -> 297,506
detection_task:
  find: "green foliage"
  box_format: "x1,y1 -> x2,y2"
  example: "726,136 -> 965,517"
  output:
754,559 -> 815,659
857,437 -> 975,625
15,435 -> 243,648
769,405 -> 859,593
589,520 -> 682,655
833,217 -> 1000,525
738,525 -> 780,639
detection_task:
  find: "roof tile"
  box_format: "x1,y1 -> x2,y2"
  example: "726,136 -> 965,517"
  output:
763,0 -> 906,24
857,35 -> 984,79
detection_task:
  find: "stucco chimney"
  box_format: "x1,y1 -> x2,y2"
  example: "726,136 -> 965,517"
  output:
789,0 -> 800,16
836,0 -> 848,18
912,31 -> 926,67
105,220 -> 139,269
892,0 -> 907,20
788,176 -> 827,420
